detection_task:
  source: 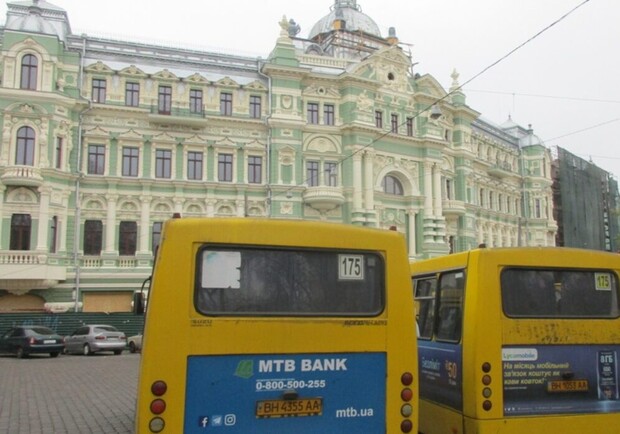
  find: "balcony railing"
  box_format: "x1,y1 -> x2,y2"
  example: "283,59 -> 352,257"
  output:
1,165 -> 43,187
148,104 -> 208,126
0,251 -> 66,295
442,199 -> 466,216
303,186 -> 345,212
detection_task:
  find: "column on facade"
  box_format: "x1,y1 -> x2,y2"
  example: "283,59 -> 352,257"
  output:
408,209 -> 417,256
477,221 -> 484,245
104,195 -> 118,254
174,198 -> 184,216
487,224 -> 494,247
36,185 -> 52,251
424,162 -> 433,218
0,185 -> 5,247
58,193 -> 69,253
138,195 -> 151,254
352,152 -> 363,211
432,164 -> 442,217
363,151 -> 374,212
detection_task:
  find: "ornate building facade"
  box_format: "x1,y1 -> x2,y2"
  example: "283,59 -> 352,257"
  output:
0,0 -> 557,312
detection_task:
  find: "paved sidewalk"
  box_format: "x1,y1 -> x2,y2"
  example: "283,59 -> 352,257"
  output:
0,352 -> 139,434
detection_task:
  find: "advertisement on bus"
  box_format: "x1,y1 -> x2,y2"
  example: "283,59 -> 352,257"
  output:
503,345 -> 620,416
184,352 -> 386,433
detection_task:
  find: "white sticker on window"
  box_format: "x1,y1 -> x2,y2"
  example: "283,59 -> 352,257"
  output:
595,273 -> 612,291
338,254 -> 364,280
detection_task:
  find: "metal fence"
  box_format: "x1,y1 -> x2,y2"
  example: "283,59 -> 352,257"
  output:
0,312 -> 144,338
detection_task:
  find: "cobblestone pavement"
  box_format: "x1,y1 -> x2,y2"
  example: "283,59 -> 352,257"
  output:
0,352 -> 139,434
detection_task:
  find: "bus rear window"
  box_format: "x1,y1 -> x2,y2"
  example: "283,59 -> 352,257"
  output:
501,268 -> 620,318
195,247 -> 384,316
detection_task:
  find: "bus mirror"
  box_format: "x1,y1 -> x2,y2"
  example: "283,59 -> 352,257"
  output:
133,292 -> 145,315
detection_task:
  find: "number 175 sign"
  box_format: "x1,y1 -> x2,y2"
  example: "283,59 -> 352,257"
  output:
338,254 -> 365,280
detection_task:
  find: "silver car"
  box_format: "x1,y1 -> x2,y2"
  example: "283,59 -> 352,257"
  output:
127,334 -> 142,353
64,324 -> 126,356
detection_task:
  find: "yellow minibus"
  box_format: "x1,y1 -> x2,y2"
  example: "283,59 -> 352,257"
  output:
411,247 -> 620,434
135,217 -> 418,434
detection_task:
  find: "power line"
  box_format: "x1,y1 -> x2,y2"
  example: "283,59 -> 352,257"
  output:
272,0 -> 591,200
545,117 -> 620,142
465,88 -> 620,104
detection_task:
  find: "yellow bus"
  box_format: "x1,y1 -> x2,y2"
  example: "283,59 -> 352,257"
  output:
135,217 -> 418,434
411,247 -> 620,434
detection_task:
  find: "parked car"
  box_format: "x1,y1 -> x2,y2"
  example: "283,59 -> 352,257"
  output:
64,324 -> 126,356
0,326 -> 64,358
127,334 -> 142,353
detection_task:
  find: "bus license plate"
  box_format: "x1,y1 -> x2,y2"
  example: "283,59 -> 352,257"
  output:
547,379 -> 588,393
256,398 -> 323,418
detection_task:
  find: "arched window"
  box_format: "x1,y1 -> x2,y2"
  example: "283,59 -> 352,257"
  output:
16,126 -> 35,165
20,54 -> 38,90
383,175 -> 403,195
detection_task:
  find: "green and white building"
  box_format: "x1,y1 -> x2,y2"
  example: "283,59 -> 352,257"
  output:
0,0 -> 557,312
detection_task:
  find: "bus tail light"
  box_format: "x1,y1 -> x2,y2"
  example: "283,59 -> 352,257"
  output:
481,362 -> 493,411
400,371 -> 414,433
149,381 -> 168,433
151,380 -> 167,396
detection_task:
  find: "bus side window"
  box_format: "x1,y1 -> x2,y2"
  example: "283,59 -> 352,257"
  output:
435,271 -> 465,342
414,278 -> 437,340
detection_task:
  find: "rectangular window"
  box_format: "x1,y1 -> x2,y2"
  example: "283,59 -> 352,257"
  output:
414,277 -> 437,339
10,214 -> 31,251
324,161 -> 338,186
125,82 -> 140,107
249,95 -> 262,119
50,216 -> 58,254
501,268 -> 619,318
220,92 -> 233,116
55,137 -> 63,169
375,111 -> 383,129
324,104 -> 335,125
152,222 -> 163,254
248,155 -> 262,184
218,153 -> 233,182
83,220 -> 102,255
414,271 -> 465,342
187,151 -> 203,180
155,149 -> 172,179
307,103 -> 319,124
119,221 -> 137,256
306,160 -> 319,187
122,147 -> 139,177
195,247 -> 384,315
87,144 -> 105,175
406,117 -> 414,136
158,85 -> 172,114
391,113 -> 399,133
535,198 -> 542,218
446,179 -> 452,200
190,89 -> 203,114
92,79 -> 106,103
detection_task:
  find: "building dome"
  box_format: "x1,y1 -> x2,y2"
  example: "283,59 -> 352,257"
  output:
309,0 -> 381,40
4,1 -> 71,43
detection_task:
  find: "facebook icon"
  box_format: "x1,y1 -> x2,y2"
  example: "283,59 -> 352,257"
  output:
198,416 -> 209,428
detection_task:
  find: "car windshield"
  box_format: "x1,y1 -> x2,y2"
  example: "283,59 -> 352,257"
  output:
28,327 -> 55,335
94,326 -> 118,333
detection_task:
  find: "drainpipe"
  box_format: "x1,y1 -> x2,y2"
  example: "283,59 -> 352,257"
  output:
257,58 -> 273,217
73,36 -> 92,312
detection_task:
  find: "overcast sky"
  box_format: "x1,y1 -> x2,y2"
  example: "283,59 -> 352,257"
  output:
2,0 -> 619,178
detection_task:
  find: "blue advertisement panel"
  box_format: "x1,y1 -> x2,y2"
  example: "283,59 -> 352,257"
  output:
184,352 -> 386,433
503,345 -> 620,416
418,341 -> 463,410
